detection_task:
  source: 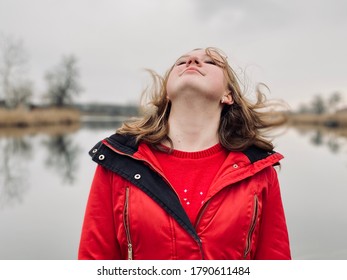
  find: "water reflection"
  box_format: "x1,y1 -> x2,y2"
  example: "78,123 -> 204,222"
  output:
1,123 -> 346,210
0,137 -> 31,209
0,124 -> 81,209
291,125 -> 347,155
42,135 -> 81,185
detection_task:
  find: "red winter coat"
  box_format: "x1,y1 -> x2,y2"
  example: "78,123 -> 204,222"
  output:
78,133 -> 291,260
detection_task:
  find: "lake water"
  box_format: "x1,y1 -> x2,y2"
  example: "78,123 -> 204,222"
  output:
0,123 -> 346,260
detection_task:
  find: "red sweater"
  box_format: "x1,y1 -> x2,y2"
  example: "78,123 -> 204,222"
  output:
152,144 -> 228,224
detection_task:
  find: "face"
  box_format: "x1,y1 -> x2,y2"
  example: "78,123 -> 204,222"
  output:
166,49 -> 230,103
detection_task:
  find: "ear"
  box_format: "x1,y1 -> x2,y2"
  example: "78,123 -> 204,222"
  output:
221,93 -> 234,105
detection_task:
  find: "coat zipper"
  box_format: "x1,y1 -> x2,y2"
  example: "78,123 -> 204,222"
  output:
123,186 -> 133,260
104,141 -> 205,258
193,201 -> 212,260
244,195 -> 259,258
195,200 -> 211,229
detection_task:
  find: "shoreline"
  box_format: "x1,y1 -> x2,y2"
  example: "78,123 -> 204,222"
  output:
0,107 -> 81,127
2,107 -> 347,130
287,112 -> 347,128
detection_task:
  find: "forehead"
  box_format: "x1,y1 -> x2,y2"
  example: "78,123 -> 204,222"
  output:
176,49 -> 222,60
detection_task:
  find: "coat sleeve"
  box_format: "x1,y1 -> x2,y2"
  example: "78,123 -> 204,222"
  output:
254,167 -> 291,260
78,165 -> 122,259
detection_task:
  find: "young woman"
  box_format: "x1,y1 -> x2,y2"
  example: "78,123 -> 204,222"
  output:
78,47 -> 291,260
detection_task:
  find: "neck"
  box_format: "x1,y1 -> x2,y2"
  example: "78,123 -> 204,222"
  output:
166,99 -> 222,152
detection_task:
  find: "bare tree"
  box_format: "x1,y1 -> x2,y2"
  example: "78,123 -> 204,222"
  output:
311,94 -> 326,115
0,33 -> 31,107
328,91 -> 342,113
44,55 -> 82,107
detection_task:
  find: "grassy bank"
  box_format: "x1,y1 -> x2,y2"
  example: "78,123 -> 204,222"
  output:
0,107 -> 81,127
287,111 -> 347,127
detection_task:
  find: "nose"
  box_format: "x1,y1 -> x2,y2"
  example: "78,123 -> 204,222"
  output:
186,56 -> 201,67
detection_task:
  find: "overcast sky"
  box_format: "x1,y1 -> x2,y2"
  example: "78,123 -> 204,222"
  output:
1,0 -> 346,109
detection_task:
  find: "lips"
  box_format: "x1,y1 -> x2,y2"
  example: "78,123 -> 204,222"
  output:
180,67 -> 203,76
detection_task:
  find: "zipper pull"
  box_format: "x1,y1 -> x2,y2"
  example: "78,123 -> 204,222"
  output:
128,243 -> 133,260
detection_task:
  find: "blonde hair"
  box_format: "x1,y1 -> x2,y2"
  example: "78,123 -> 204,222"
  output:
117,47 -> 287,151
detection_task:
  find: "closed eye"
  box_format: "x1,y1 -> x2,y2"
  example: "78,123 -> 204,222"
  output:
205,60 -> 217,65
176,61 -> 186,66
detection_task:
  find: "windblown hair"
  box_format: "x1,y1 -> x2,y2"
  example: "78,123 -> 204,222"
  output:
117,47 -> 287,152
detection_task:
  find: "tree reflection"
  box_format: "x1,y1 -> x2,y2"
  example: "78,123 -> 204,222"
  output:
327,138 -> 341,153
310,130 -> 324,146
42,134 -> 80,185
0,124 -> 81,209
309,129 -> 347,154
293,125 -> 347,154
0,137 -> 32,209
